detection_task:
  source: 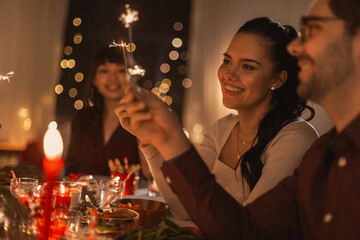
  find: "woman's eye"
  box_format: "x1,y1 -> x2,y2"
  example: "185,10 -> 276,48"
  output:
118,69 -> 126,74
243,64 -> 255,70
98,69 -> 108,74
222,59 -> 231,65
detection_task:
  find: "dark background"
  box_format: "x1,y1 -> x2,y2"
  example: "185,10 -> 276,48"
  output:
56,0 -> 191,124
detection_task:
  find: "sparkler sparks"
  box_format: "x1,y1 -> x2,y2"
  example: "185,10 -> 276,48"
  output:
119,4 -> 139,28
128,65 -> 145,77
0,71 -> 14,82
109,39 -> 122,48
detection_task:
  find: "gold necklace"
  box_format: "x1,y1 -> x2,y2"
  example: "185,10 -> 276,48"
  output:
236,128 -> 257,160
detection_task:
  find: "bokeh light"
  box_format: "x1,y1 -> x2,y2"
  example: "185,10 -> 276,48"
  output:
69,88 -> 78,98
182,78 -> 192,88
160,63 -> 170,73
169,50 -> 179,60
180,51 -> 189,60
73,17 -> 82,26
18,108 -> 29,118
74,100 -> 84,110
23,118 -> 32,131
67,59 -> 76,68
151,87 -> 160,96
159,83 -> 170,93
64,46 -> 73,56
173,22 -> 183,31
126,43 -> 136,52
172,38 -> 182,48
55,84 -> 64,94
73,33 -> 83,44
74,72 -> 84,82
60,60 -> 68,69
161,78 -> 171,87
164,95 -> 173,105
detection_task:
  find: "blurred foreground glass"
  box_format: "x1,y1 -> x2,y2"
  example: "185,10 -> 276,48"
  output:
10,177 -> 39,209
147,171 -> 160,197
99,179 -> 125,207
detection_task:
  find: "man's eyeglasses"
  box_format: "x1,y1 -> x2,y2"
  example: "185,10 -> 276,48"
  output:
299,16 -> 341,42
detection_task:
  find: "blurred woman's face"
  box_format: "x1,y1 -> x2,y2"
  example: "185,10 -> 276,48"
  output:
218,33 -> 277,114
93,62 -> 127,101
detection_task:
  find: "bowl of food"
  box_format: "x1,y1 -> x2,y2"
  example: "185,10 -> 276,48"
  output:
87,207 -> 139,236
111,198 -> 170,228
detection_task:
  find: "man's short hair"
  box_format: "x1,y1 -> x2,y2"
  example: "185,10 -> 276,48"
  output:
329,0 -> 360,36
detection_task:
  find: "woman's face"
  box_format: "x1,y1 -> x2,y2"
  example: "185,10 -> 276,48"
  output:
93,62 -> 127,101
218,33 -> 277,113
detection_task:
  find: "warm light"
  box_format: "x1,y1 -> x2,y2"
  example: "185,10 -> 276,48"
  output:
55,84 -> 64,94
43,121 -> 63,160
162,78 -> 171,87
182,78 -> 192,88
67,59 -> 76,68
73,33 -> 83,44
73,18 -> 82,26
164,96 -> 173,105
151,87 -> 160,96
69,88 -> 77,98
74,72 -> 84,82
60,184 -> 66,195
18,108 -> 29,118
64,46 -> 73,56
169,50 -> 179,60
159,83 -> 169,93
160,63 -> 170,73
74,100 -> 83,110
60,60 -> 68,69
126,43 -> 136,52
172,38 -> 183,48
173,22 -> 183,31
23,118 -> 32,131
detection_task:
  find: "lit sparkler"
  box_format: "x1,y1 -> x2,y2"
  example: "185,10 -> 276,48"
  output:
128,65 -> 146,77
109,39 -> 121,48
0,71 -> 14,82
119,4 -> 138,53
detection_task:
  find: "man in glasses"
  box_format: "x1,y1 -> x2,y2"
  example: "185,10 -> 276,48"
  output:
116,0 -> 360,239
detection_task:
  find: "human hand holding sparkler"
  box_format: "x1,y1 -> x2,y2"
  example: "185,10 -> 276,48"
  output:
115,84 -> 190,160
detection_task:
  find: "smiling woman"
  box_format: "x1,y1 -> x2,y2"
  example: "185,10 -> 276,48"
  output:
65,46 -> 149,177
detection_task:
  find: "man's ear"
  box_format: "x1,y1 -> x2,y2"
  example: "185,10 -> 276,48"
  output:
271,70 -> 287,89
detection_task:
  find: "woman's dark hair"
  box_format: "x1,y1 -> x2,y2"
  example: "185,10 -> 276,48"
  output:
234,17 -> 315,190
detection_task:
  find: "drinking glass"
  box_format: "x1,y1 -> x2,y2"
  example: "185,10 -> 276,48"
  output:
10,177 -> 39,208
99,179 -> 125,207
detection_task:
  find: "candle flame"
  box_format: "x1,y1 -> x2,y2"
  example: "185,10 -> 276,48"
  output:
43,121 -> 63,160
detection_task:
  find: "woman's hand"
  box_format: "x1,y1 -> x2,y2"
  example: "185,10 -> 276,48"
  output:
115,84 -> 190,160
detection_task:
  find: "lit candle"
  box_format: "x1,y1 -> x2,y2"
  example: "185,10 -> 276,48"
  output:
41,121 -> 64,240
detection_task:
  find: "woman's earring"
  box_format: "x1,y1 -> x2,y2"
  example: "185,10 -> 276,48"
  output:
271,87 -> 275,91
